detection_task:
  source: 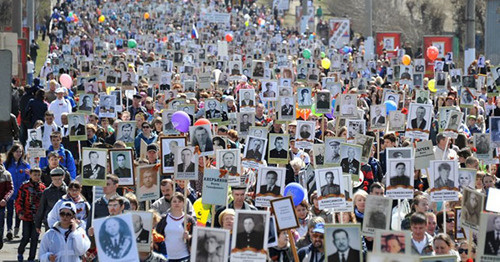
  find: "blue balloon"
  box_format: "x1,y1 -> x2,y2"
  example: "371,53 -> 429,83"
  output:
384,100 -> 397,115
66,16 -> 72,22
331,98 -> 336,108
284,183 -> 305,206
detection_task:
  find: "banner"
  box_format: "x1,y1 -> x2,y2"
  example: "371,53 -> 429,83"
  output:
423,35 -> 454,78
203,12 -> 231,26
328,18 -> 350,48
375,32 -> 401,58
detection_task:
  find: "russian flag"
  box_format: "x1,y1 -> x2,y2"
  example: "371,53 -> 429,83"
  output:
191,25 -> 199,39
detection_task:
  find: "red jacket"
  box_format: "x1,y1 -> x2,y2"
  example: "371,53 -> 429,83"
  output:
0,166 -> 13,202
15,180 -> 46,221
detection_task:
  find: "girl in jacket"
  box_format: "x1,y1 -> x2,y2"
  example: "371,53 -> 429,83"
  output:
3,143 -> 30,239
46,181 -> 90,229
39,201 -> 90,262
156,192 -> 195,262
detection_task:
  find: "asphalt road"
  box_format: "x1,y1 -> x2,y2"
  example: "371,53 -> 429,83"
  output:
1,230 -> 45,262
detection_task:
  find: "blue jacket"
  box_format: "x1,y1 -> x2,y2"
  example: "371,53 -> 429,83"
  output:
134,132 -> 158,156
3,161 -> 30,199
39,145 -> 77,179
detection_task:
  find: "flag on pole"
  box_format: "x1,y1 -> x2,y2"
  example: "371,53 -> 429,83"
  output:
191,25 -> 199,39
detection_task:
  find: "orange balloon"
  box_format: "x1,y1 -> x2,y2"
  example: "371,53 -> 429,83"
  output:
144,12 -> 150,19
402,55 -> 411,66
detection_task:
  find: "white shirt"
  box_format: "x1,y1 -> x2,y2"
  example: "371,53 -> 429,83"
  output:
412,237 -> 427,254
27,61 -> 35,74
164,214 -> 189,259
433,146 -> 457,160
49,98 -> 72,126
39,122 -> 59,150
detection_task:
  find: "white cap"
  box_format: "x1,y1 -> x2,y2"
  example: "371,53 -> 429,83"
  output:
55,87 -> 65,93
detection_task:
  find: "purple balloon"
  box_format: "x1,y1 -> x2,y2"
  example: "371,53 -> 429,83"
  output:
171,111 -> 191,132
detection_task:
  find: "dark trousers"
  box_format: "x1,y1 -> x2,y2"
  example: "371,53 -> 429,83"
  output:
18,220 -> 40,260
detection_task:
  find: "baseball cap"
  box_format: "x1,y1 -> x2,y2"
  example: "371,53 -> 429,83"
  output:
59,201 -> 77,214
289,120 -> 297,126
50,167 -> 65,177
133,93 -> 142,99
312,223 -> 325,234
147,144 -> 158,152
55,87 -> 65,93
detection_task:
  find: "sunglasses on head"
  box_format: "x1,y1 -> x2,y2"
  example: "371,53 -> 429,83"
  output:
458,248 -> 468,254
59,211 -> 73,217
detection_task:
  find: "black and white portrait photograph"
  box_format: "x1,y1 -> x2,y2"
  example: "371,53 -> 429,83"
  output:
279,96 -> 295,121
362,195 -> 393,237
450,69 -> 462,87
191,227 -> 230,262
136,164 -> 160,201
237,112 -> 254,134
189,124 -> 214,156
99,95 -> 116,118
419,255 -> 456,262
109,149 -> 134,186
455,207 -> 465,240
354,134 -> 374,163
406,103 -> 433,132
239,89 -> 256,111
370,105 -> 386,130
490,117 -> 500,146
261,81 -> 278,100
388,110 -> 406,132
26,128 -> 43,150
460,187 -> 484,232
81,148 -> 107,186
386,159 -> 414,199
460,87 -> 475,108
255,167 -> 286,207
213,136 -> 227,151
339,143 -> 362,176
130,211 -> 153,252
296,120 -> 315,141
413,73 -> 424,87
248,126 -> 268,139
279,86 -> 293,96
429,160 -> 459,202
444,111 -> 462,132
462,75 -> 476,88
161,136 -> 187,174
205,99 -> 223,120
476,213 -> 500,260
457,168 -> 476,192
383,91 -> 400,107
174,146 -> 198,180
325,224 -> 363,262
95,214 -> 139,261
339,94 -> 357,117
434,72 -> 447,89
162,110 -> 180,135
216,149 -> 241,185
313,144 -> 325,167
399,65 -> 413,80
315,90 -> 331,114
324,137 -> 345,165
243,136 -> 267,162
121,71 -> 136,86
229,61 -> 242,75
415,89 -> 429,104
315,167 -> 346,209
268,134 -> 290,164
231,210 -> 269,261
78,94 -> 94,112
68,113 -> 87,141
297,87 -> 313,108
252,60 -> 265,78
116,121 -> 137,144
414,58 -> 425,73
473,133 -> 492,160
346,119 -> 366,140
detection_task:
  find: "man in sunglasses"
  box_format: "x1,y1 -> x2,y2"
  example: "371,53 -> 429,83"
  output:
39,202 -> 91,261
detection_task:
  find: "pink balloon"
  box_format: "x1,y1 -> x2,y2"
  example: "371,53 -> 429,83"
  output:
59,74 -> 72,89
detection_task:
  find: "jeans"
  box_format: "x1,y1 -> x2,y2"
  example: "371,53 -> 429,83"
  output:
0,205 -> 4,241
27,73 -> 33,86
6,199 -> 20,232
18,220 -> 40,260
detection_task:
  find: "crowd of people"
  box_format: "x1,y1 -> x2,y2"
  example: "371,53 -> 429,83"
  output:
0,0 -> 499,261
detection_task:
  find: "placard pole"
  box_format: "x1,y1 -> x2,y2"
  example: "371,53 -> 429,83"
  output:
442,201 -> 446,235
287,229 -> 300,262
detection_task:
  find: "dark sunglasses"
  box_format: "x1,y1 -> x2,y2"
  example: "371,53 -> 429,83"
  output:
458,248 -> 468,254
59,212 -> 73,217
446,218 -> 455,223
142,125 -> 151,129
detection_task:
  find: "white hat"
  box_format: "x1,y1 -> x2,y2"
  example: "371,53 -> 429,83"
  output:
59,201 -> 77,214
240,75 -> 247,82
55,87 -> 65,93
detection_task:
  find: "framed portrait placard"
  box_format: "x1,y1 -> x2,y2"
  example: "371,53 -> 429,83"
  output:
414,140 -> 435,170
189,124 -> 214,156
94,213 -> 139,261
385,158 -> 415,199
315,167 -> 346,209
362,195 -> 393,237
127,211 -> 153,252
476,213 -> 500,261
460,187 -> 485,232
419,255 -> 457,262
173,146 -> 198,180
324,224 -> 363,262
255,166 -> 286,207
216,149 -> 241,186
405,103 -> 433,140
369,253 -> 418,262
374,230 -> 412,255
428,160 -> 459,202
268,134 -> 290,164
135,164 -> 160,202
68,113 -> 87,141
81,148 -> 108,186
116,121 -> 137,146
160,136 -> 187,174
191,227 -> 230,262
231,210 -> 269,262
454,207 -> 465,240
270,196 -> 299,231
109,149 -> 135,186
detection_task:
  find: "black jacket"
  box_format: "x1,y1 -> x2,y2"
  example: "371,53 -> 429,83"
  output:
34,183 -> 67,228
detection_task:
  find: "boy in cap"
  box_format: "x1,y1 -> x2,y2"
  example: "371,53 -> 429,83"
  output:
35,167 -> 68,233
15,167 -> 46,262
39,201 -> 91,261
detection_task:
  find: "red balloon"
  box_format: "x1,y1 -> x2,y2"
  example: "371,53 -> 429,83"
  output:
426,46 -> 439,61
225,33 -> 233,42
194,118 -> 211,126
